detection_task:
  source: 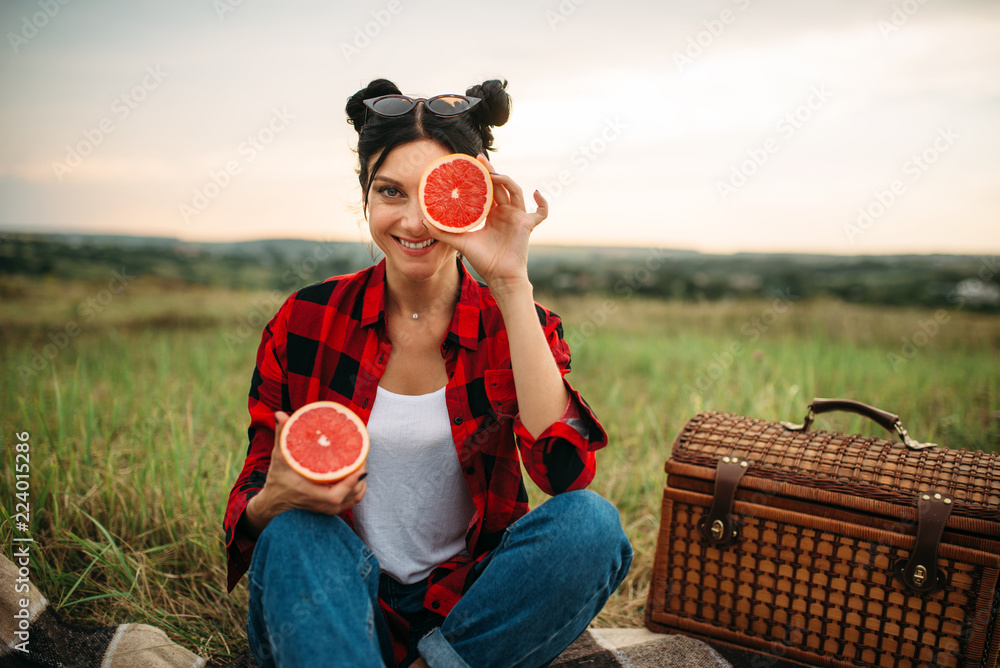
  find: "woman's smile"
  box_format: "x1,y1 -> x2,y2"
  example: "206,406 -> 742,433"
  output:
395,236 -> 438,252
367,139 -> 455,281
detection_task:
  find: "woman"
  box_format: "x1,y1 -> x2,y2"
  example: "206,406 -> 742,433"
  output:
223,78 -> 633,668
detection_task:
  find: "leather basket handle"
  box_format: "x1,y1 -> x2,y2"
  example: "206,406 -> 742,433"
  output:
781,397 -> 936,450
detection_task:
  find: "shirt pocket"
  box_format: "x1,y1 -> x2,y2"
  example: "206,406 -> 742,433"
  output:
484,369 -> 518,418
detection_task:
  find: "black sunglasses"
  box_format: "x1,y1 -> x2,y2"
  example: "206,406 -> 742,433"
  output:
363,94 -> 481,118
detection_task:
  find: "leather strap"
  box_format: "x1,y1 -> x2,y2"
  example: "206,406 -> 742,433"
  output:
895,492 -> 953,593
781,398 -> 936,450
810,398 -> 899,432
700,455 -> 749,546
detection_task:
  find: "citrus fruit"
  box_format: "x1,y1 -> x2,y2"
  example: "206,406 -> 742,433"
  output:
419,153 -> 494,233
279,401 -> 369,483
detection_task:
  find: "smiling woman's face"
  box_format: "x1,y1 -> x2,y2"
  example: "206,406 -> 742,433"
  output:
367,139 -> 458,284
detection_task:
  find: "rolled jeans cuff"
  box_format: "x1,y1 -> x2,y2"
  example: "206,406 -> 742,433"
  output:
417,627 -> 470,668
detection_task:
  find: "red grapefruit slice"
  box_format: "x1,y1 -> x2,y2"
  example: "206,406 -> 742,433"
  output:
419,153 -> 494,233
279,401 -> 369,483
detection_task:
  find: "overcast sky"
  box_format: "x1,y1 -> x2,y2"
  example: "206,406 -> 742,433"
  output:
1,0 -> 998,254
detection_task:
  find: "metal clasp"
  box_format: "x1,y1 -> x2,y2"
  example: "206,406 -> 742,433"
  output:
894,422 -> 936,450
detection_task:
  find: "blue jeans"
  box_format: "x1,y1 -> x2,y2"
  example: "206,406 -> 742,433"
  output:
246,489 -> 633,668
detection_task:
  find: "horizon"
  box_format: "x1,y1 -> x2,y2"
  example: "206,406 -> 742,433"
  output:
5,226 -> 996,260
1,1 -> 998,255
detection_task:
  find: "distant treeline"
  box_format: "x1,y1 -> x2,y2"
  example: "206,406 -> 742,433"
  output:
529,247 -> 1000,312
1,233 -> 998,312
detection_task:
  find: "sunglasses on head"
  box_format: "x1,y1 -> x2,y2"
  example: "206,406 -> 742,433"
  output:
363,94 -> 481,118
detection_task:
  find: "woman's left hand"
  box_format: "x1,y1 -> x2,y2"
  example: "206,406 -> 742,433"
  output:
428,154 -> 547,293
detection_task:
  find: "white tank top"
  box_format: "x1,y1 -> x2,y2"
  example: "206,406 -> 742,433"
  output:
352,385 -> 477,584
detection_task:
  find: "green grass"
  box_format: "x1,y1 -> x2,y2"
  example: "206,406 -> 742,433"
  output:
1,277 -> 998,661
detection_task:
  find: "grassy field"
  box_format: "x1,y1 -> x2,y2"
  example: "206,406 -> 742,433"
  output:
1,274 -> 998,662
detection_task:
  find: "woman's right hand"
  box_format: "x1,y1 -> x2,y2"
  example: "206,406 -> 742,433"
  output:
243,411 -> 368,537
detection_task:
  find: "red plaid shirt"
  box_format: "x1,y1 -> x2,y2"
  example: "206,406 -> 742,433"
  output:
224,258 -> 607,653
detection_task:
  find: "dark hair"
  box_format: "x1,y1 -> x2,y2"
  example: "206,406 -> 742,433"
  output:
345,78 -> 511,214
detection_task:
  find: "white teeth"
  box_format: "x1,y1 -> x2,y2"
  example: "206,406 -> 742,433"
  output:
399,238 -> 436,250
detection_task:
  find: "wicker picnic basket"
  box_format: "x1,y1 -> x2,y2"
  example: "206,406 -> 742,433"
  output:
644,399 -> 1000,668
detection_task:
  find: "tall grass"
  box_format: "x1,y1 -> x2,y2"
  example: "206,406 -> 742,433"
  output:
2,277 -> 997,661
548,295 -> 999,625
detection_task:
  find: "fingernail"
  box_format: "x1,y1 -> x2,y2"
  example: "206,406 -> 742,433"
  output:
358,473 -> 368,481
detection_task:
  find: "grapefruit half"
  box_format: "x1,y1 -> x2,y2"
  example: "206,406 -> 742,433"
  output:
419,153 -> 494,233
279,401 -> 369,483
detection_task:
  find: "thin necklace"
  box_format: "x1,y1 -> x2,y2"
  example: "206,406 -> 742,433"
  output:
391,268 -> 459,321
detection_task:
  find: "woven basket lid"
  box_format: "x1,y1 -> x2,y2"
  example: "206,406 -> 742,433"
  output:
670,411 -> 1000,521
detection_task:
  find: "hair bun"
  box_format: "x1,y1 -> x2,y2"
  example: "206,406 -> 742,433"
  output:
466,79 -> 511,127
465,79 -> 510,151
346,78 -> 402,133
